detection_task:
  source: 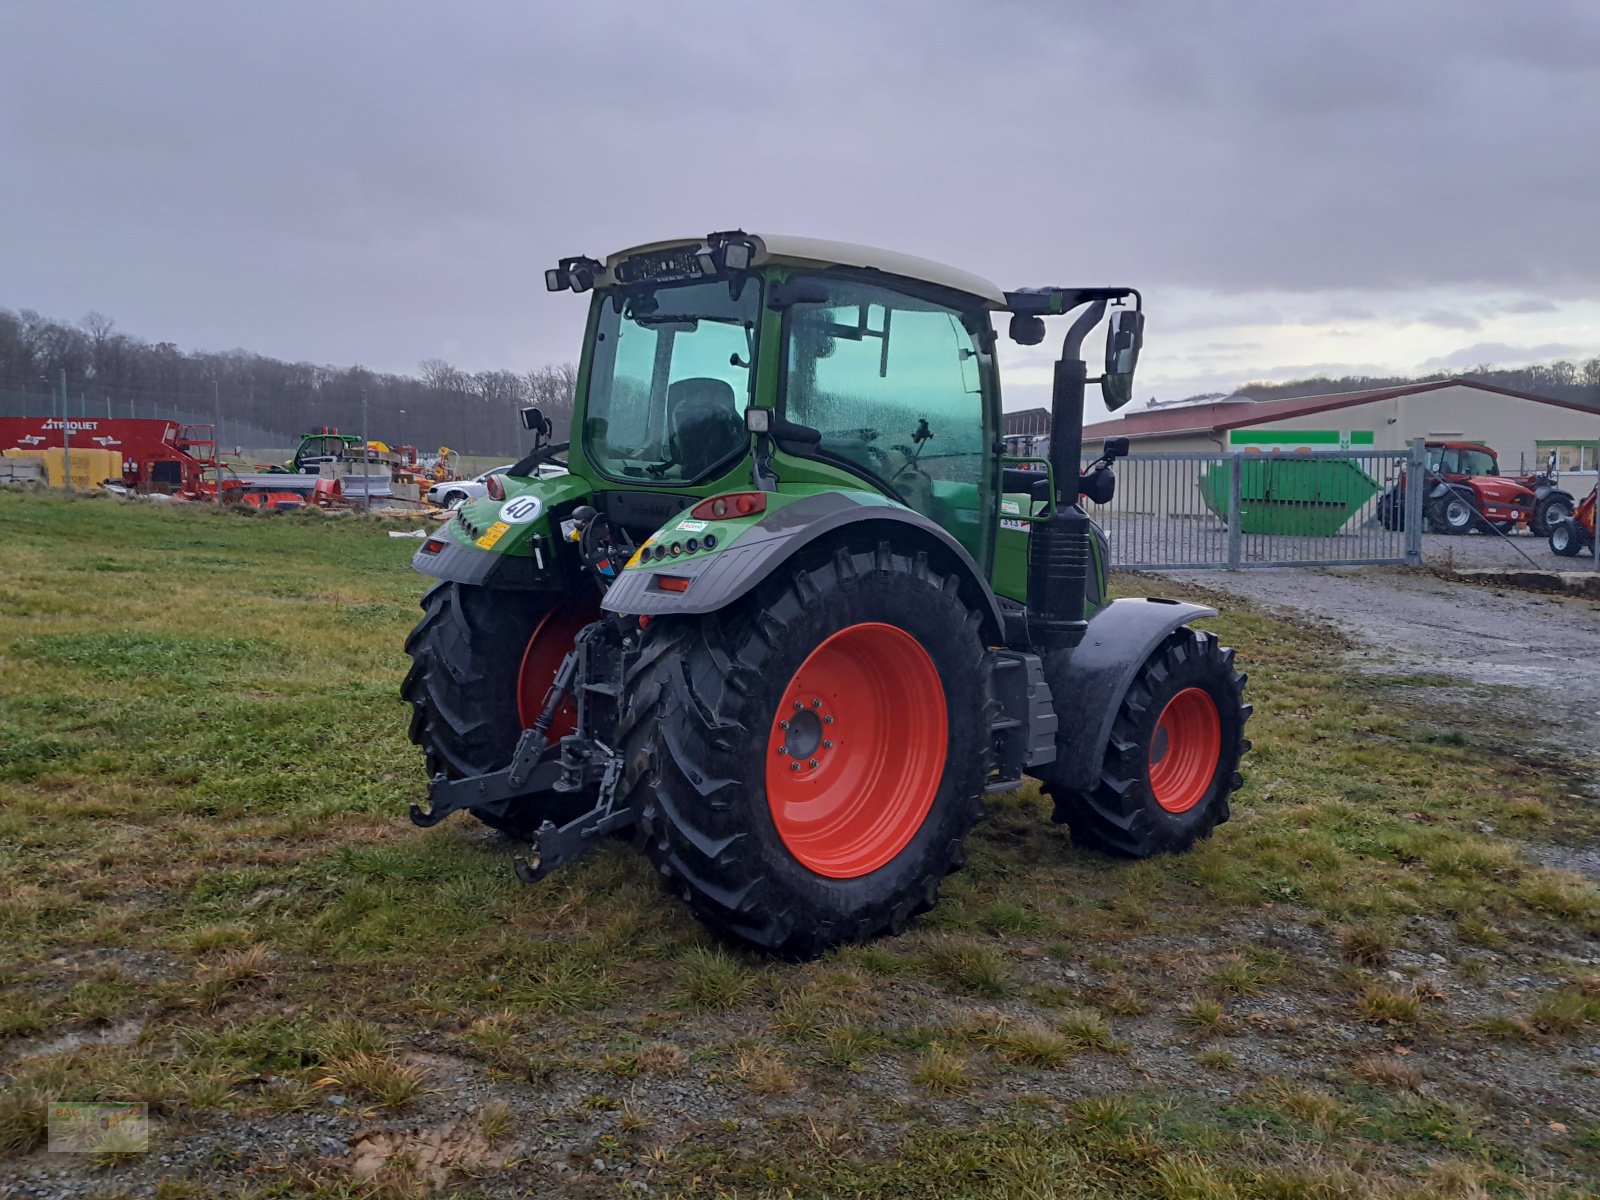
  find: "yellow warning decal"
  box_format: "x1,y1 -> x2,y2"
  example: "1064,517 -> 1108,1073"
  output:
475,520 -> 512,550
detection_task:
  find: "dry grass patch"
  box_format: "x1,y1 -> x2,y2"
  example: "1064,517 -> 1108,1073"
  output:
1337,923 -> 1393,967
318,1050 -> 429,1108
920,936 -> 1012,997
1179,997 -> 1232,1035
732,1044 -> 796,1094
1352,1054 -> 1423,1092
909,1044 -> 969,1094
675,946 -> 763,1010
989,1023 -> 1075,1069
1357,982 -> 1425,1025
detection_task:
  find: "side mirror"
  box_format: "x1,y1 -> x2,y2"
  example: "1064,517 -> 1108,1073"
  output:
520,406 -> 552,437
1103,436 -> 1130,461
1081,465 -> 1116,505
1100,308 -> 1144,412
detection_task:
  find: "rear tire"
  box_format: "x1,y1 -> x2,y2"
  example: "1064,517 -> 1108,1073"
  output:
402,581 -> 598,837
615,544 -> 992,957
1046,628 -> 1249,858
1532,492 -> 1574,539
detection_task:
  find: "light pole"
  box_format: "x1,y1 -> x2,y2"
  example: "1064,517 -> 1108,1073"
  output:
361,390 -> 371,511
60,368 -> 72,491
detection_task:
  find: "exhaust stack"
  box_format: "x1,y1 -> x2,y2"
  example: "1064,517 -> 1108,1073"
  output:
1025,299 -> 1107,650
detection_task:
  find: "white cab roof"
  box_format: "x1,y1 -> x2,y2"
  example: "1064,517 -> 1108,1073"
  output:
601,233 -> 1007,307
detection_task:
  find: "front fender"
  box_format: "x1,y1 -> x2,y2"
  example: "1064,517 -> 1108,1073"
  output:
600,489 -> 1005,642
411,473 -> 592,591
1040,597 -> 1219,794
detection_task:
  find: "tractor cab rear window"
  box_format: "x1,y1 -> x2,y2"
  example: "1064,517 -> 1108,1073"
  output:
582,279 -> 759,484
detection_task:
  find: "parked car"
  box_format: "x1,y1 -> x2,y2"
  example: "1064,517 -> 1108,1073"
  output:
428,462 -> 565,508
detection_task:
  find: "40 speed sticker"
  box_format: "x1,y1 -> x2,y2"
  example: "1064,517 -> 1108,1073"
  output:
497,495 -> 544,524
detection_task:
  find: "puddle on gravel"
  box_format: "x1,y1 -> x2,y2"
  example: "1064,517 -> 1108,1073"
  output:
9,1019 -> 144,1062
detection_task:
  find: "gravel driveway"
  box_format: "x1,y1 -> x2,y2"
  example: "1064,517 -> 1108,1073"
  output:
1422,529 -> 1600,572
1161,565 -> 1600,759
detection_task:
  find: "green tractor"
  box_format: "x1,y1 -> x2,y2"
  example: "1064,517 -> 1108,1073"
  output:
403,232 -> 1249,956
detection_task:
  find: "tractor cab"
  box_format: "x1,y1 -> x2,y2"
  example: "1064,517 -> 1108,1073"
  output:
402,232 -> 1248,956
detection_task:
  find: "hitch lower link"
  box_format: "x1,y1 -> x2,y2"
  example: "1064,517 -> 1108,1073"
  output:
408,634 -> 631,882
407,730 -> 630,883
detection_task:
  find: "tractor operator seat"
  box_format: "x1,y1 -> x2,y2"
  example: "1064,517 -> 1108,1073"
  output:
666,377 -> 745,479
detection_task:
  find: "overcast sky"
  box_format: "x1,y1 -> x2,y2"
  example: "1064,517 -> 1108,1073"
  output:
4,0 -> 1598,416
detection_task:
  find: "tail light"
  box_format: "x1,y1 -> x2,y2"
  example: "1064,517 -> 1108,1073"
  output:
655,575 -> 691,593
484,474 -> 505,500
690,491 -> 767,520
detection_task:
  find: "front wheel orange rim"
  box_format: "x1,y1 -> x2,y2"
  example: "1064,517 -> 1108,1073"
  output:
765,623 -> 947,879
1148,687 -> 1222,814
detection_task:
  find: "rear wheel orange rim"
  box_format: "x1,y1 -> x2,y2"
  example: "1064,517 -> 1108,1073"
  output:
1148,687 -> 1221,814
516,594 -> 601,737
765,623 -> 947,879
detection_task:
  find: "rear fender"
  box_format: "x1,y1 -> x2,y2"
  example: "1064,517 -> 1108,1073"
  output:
601,490 -> 1005,643
1041,597 -> 1219,794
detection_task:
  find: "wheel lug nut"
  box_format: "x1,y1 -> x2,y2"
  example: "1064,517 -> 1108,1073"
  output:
779,720 -> 789,730
823,740 -> 832,749
793,701 -> 803,711
778,746 -> 788,756
823,715 -> 834,725
808,758 -> 819,768
790,762 -> 800,771
811,699 -> 821,708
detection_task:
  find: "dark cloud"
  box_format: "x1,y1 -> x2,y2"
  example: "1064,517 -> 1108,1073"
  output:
1502,297 -> 1560,314
2,0 -> 1598,375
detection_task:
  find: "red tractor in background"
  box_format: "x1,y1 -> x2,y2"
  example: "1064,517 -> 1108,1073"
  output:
1548,484 -> 1596,558
1377,441 -> 1574,536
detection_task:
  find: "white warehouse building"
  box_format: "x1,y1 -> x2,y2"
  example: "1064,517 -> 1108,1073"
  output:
1054,378 -> 1600,489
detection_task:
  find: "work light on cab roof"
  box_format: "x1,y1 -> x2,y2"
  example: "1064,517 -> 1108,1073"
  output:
400,229 -> 1250,957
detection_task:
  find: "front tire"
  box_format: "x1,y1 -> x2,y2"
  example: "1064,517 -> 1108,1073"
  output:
615,544 -> 992,957
1046,628 -> 1249,858
1549,518 -> 1584,557
1429,492 -> 1478,535
1377,489 -> 1405,532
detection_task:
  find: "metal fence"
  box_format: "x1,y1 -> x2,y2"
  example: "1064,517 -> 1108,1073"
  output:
1092,443 -> 1426,570
0,388 -> 287,453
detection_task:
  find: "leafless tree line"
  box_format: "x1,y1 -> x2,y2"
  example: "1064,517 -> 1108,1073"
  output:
0,307 -> 576,455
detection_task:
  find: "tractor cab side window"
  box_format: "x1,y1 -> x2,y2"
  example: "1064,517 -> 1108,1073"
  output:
780,276 -> 991,562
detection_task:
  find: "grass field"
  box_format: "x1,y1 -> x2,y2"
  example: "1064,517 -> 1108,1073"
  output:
1,490 -> 1598,1199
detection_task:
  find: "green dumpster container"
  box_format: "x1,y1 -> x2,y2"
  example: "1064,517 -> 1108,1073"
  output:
1199,455 -> 1380,537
